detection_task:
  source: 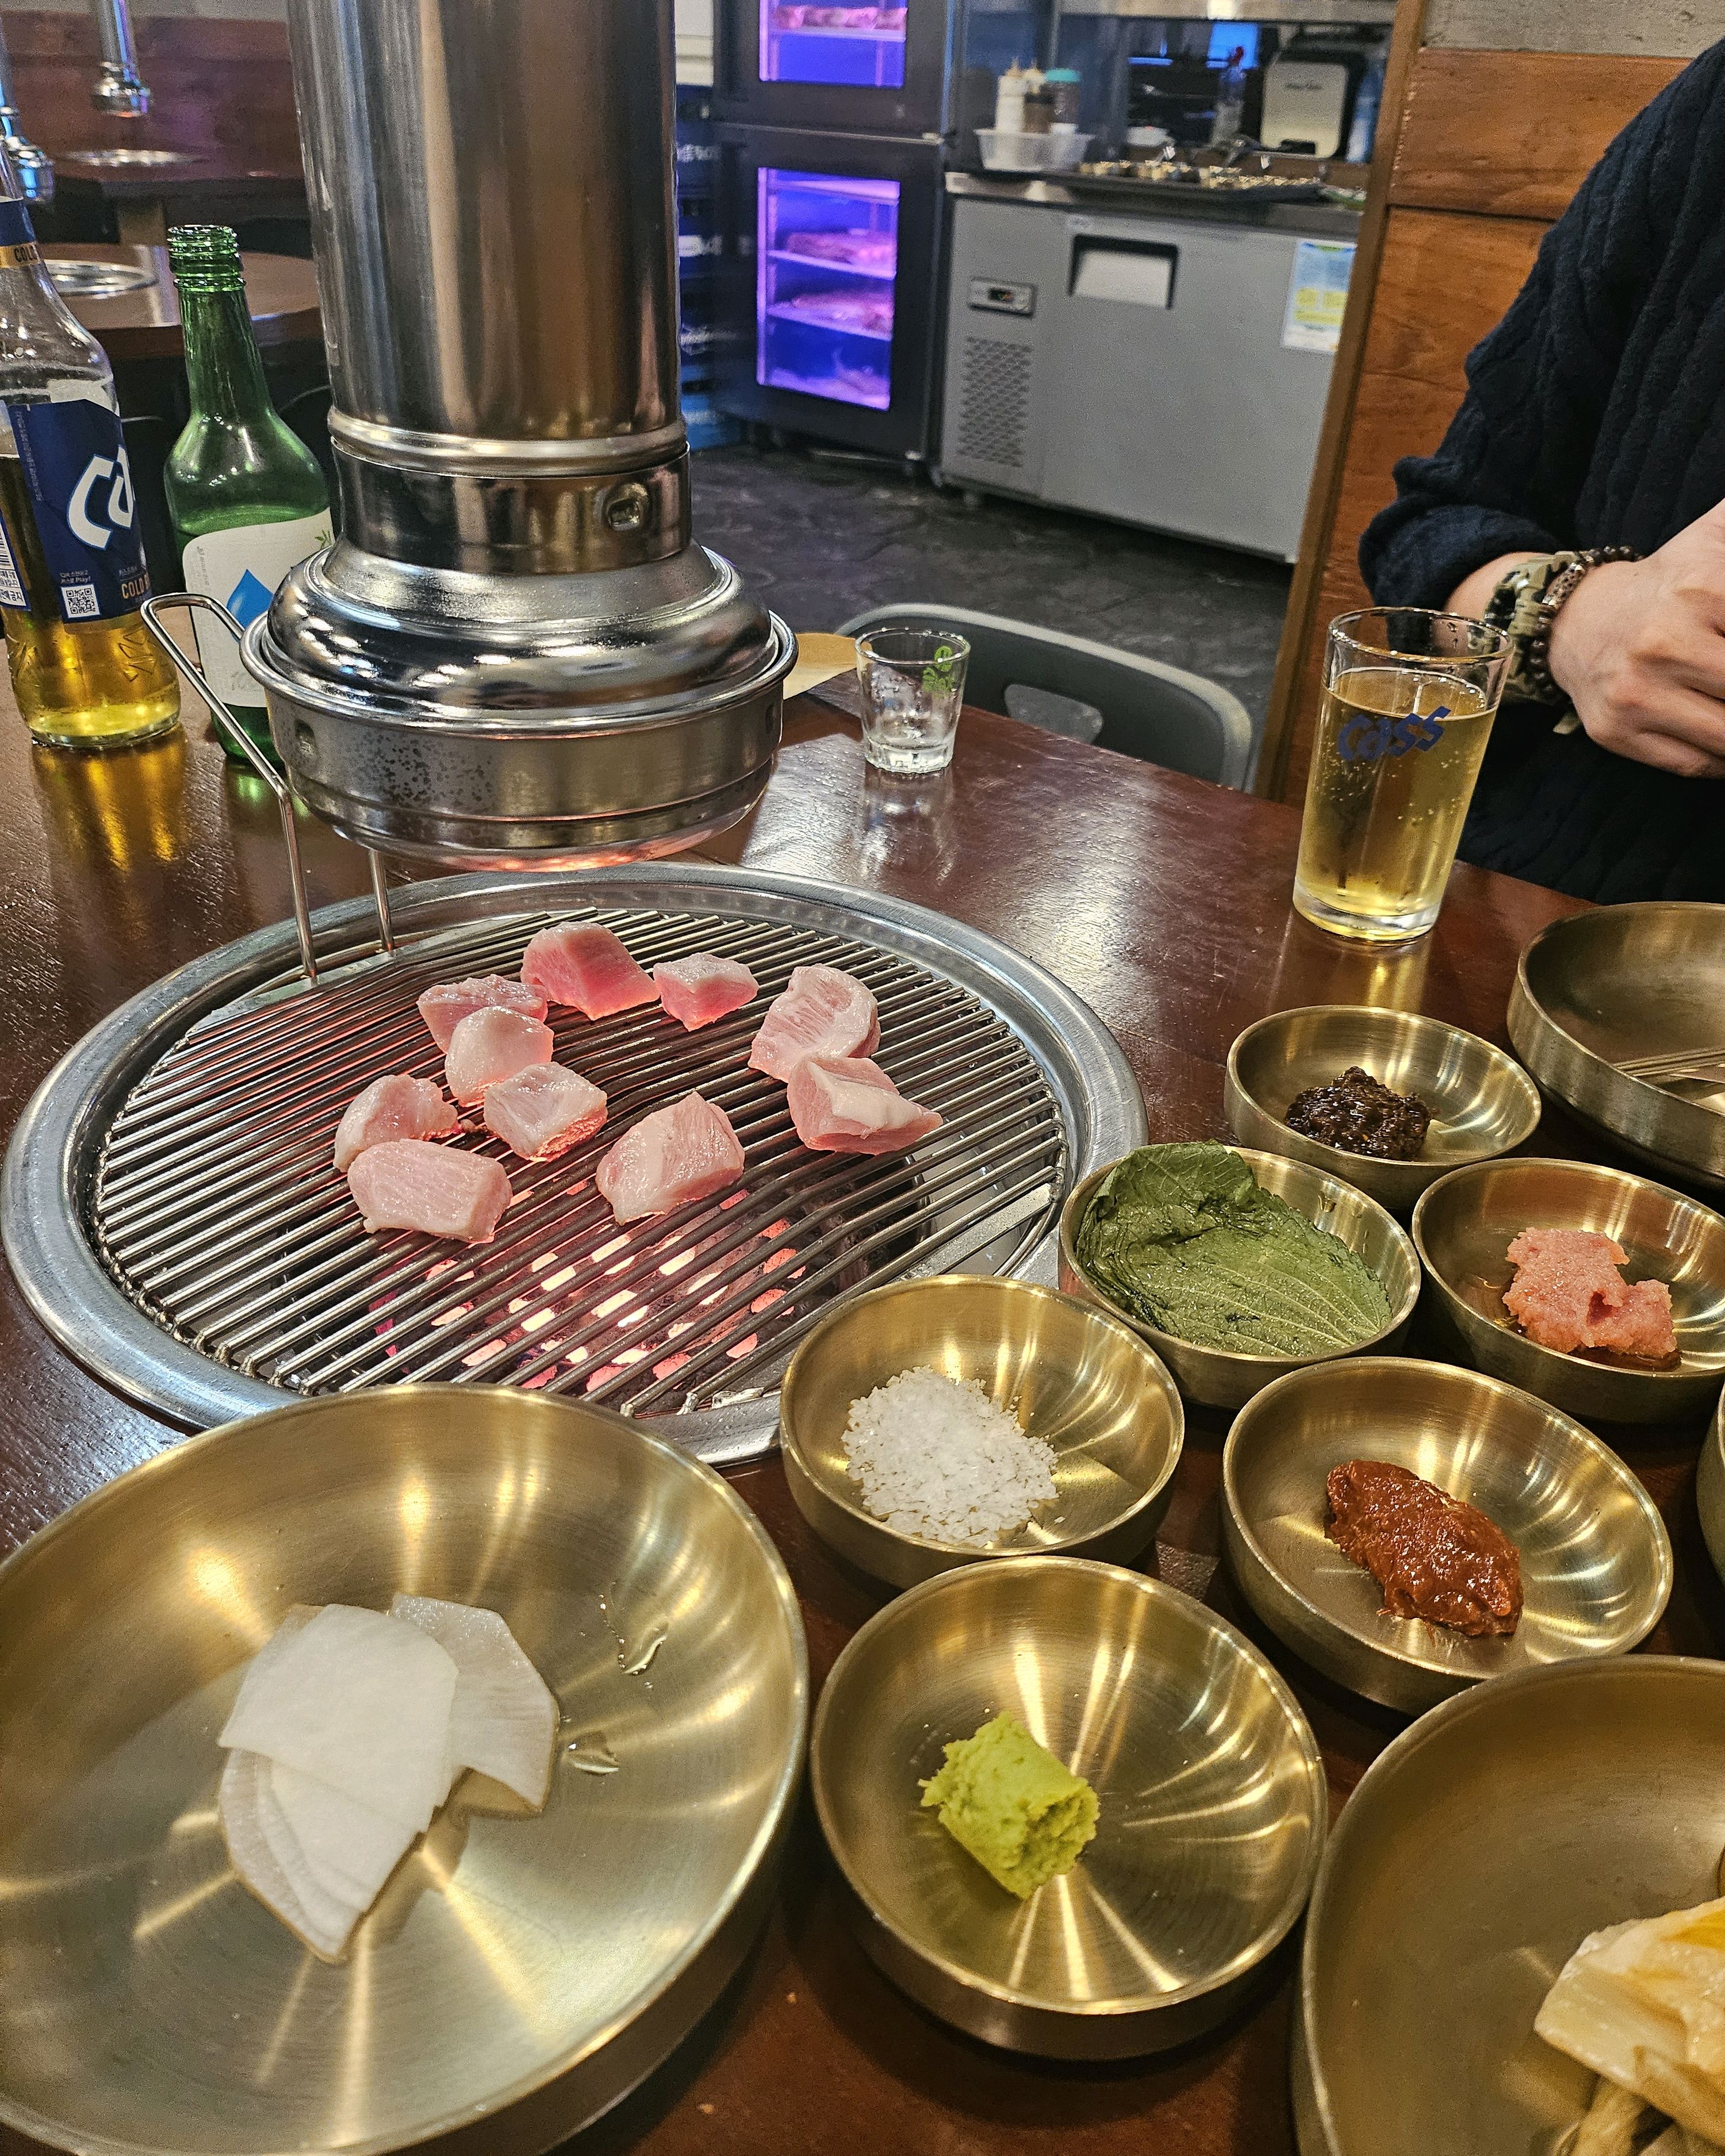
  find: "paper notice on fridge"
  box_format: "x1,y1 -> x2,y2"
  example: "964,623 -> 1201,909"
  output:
1282,239 -> 1356,353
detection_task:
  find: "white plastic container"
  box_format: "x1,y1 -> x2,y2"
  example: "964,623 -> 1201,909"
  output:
976,129 -> 1092,174
992,64 -> 1026,133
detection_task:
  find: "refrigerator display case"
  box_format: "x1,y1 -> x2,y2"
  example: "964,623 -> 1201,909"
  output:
714,125 -> 944,458
714,0 -> 952,133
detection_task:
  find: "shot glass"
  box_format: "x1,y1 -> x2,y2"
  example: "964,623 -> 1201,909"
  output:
854,628 -> 970,776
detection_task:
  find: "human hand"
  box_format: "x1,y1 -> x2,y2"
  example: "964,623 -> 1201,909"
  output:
1546,504 -> 1725,777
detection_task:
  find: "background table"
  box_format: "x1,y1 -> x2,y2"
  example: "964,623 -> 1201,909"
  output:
45,242 -> 321,365
1,685 -> 1720,2156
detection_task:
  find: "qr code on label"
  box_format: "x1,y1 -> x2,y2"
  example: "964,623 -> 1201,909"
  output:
63,582 -> 99,620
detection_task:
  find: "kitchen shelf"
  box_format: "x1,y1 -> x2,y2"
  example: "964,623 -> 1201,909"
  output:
765,23 -> 907,39
767,247 -> 896,279
765,303 -> 894,341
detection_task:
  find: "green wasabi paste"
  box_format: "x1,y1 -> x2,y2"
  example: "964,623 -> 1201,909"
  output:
919,1710 -> 1099,1898
1075,1141 -> 1392,1357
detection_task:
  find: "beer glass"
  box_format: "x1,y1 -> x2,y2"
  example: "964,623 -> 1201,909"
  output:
1293,608 -> 1512,942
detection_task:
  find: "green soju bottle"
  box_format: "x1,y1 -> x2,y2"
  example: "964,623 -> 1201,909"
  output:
163,224 -> 331,763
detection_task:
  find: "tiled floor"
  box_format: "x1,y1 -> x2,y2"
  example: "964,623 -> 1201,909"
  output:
689,440 -> 1293,760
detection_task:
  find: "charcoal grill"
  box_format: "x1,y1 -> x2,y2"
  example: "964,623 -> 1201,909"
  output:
5,866 -> 1143,1465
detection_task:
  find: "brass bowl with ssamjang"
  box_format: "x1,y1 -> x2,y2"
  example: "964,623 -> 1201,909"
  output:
1412,1156 -> 1725,1425
1225,1004 -> 1542,1213
1058,1148 -> 1420,1411
1222,1356 -> 1672,1714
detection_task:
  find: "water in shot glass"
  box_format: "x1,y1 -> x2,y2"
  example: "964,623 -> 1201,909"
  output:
1293,607 -> 1511,943
854,628 -> 970,775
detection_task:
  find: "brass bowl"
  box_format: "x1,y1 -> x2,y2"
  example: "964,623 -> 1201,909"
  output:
1225,1004 -> 1541,1213
1223,1357 -> 1672,1714
1509,901 -> 1725,1193
811,1556 -> 1325,2057
0,1387 -> 807,2156
1058,1147 -> 1420,1410
779,1275 -> 1184,1590
1412,1156 -> 1725,1425
1697,1387 -> 1725,1589
1296,1657 -> 1725,2156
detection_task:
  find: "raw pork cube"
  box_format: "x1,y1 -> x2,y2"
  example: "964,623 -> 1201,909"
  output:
747,965 -> 879,1082
347,1140 -> 512,1242
787,1055 -> 942,1155
520,922 -> 657,1019
417,975 -> 547,1052
595,1092 -> 745,1223
444,1007 -> 554,1103
654,953 -> 759,1031
332,1075 -> 458,1171
482,1064 -> 608,1161
1504,1226 -> 1678,1359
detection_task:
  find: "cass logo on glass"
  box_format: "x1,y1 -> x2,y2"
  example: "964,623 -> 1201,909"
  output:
1335,703 -> 1450,764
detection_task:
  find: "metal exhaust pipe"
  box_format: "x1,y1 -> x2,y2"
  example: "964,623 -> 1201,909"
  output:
249,0 -> 793,866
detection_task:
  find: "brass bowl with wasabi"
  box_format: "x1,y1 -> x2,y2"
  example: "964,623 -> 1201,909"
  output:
812,1556 -> 1327,2058
1059,1142 -> 1421,1411
779,1275 -> 1184,1591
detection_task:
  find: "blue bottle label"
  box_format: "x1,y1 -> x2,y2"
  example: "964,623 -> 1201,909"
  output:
3,386 -> 152,623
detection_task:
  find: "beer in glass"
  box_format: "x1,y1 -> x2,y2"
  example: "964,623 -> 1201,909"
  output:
1293,608 -> 1511,941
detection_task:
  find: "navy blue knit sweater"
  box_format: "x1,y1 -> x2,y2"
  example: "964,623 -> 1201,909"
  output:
1358,39 -> 1725,902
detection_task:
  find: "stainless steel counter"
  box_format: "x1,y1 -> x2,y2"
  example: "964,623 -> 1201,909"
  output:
946,169 -> 1364,242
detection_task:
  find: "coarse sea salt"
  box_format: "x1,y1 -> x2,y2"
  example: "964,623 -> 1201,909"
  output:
841,1367 -> 1057,1545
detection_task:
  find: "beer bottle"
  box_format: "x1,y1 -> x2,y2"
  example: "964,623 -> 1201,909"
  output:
0,155 -> 181,750
164,224 -> 332,764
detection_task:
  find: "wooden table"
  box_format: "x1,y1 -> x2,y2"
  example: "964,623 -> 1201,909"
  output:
44,242 -> 321,365
1,689 -> 1720,2156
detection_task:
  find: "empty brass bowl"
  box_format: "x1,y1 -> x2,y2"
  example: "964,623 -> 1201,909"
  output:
1296,1657 -> 1725,2156
778,1275 -> 1183,1590
1509,900 -> 1725,1194
1412,1156 -> 1725,1425
1697,1388 -> 1725,1590
811,1556 -> 1326,2057
1223,1356 -> 1672,1714
1225,1004 -> 1541,1213
0,1386 -> 808,2156
1058,1147 -> 1420,1410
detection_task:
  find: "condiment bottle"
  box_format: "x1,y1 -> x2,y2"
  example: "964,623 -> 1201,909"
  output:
992,63 -> 1026,134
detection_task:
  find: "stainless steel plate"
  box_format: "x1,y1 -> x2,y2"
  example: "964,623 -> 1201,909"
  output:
1297,1658 -> 1725,2156
0,1386 -> 807,2156
47,258 -> 159,298
1509,902 -> 1725,1192
62,148 -> 203,168
1222,1356 -> 1672,1714
3,866 -> 1144,1464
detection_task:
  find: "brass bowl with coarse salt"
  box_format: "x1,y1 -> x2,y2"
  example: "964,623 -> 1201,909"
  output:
778,1275 -> 1183,1592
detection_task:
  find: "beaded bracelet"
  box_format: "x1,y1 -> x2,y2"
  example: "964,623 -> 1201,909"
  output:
1484,547 -> 1638,705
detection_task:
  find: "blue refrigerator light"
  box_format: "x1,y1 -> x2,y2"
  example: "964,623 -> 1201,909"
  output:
756,166 -> 901,411
758,0 -> 907,89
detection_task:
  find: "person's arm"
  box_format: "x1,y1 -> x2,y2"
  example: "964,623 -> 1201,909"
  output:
1360,43 -> 1724,612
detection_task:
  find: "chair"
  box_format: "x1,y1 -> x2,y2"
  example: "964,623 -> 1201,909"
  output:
837,603 -> 1254,789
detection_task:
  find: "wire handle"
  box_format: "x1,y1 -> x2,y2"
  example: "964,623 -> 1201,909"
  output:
140,593 -> 396,982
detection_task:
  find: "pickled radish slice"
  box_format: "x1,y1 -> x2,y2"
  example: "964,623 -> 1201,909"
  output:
389,1595 -> 557,1809
219,1603 -> 458,1832
218,1748 -> 358,1963
270,1760 -> 418,1908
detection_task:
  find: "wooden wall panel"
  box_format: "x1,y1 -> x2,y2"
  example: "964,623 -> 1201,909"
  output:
5,11 -> 300,170
1274,207 -> 1544,805
1393,48 -> 1685,219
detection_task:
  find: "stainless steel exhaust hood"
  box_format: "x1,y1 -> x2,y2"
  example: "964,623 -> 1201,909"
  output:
250,0 -> 793,865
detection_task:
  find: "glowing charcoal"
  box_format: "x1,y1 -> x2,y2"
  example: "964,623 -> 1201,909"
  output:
482,1063 -> 608,1161
332,1074 -> 459,1172
654,953 -> 759,1031
347,1140 -> 513,1243
787,1054 -> 941,1154
595,1092 -> 746,1223
521,921 -> 657,1019
416,975 -> 547,1052
747,965 -> 879,1081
